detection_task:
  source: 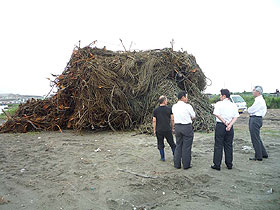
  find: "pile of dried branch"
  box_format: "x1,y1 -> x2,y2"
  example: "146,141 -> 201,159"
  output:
0,46 -> 215,133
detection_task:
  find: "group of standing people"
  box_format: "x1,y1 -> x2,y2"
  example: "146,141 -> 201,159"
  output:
152,86 -> 268,170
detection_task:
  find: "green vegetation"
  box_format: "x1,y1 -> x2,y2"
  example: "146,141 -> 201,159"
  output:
208,95 -> 220,104
208,93 -> 280,109
0,104 -> 19,119
240,94 -> 280,109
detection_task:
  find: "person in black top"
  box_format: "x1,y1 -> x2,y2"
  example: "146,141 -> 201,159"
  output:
153,95 -> 176,161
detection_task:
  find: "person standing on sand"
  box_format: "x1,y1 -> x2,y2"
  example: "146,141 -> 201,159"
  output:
153,95 -> 176,161
248,86 -> 268,161
172,91 -> 195,170
211,89 -> 239,171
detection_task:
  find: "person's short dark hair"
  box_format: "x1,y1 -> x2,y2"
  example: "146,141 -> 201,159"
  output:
178,91 -> 187,100
158,95 -> 167,104
220,89 -> 230,98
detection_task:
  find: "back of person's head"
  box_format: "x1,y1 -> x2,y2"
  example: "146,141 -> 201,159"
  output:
158,95 -> 167,104
220,89 -> 230,98
255,86 -> 263,94
178,91 -> 187,100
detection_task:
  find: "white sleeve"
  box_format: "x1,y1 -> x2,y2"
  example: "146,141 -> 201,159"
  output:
213,102 -> 220,116
189,105 -> 196,118
248,99 -> 260,114
234,105 -> 240,118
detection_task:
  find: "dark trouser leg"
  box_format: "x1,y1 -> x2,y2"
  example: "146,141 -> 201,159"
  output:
181,125 -> 194,168
260,140 -> 268,157
224,127 -> 234,168
156,131 -> 165,150
213,123 -> 225,167
165,131 -> 176,153
249,117 -> 267,159
174,125 -> 183,168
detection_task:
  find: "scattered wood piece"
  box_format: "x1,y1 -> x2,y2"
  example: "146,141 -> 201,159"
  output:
118,169 -> 158,179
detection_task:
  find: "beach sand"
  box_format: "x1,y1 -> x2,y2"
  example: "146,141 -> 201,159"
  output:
0,110 -> 279,210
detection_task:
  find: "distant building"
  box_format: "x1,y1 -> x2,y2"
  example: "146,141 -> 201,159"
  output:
0,93 -> 43,105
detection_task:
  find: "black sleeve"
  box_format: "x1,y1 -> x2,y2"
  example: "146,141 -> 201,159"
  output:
153,108 -> 157,118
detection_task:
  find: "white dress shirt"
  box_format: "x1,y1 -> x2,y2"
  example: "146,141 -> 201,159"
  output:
172,101 -> 195,124
248,95 -> 267,117
213,99 -> 239,123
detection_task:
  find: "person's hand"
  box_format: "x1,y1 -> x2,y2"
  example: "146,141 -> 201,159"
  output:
154,130 -> 156,136
172,128 -> 175,134
226,124 -> 232,131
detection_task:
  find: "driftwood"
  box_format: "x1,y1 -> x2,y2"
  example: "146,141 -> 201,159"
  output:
118,169 -> 158,179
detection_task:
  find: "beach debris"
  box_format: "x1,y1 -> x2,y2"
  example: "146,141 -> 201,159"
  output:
0,196 -> 9,205
118,168 -> 158,179
95,148 -> 101,152
242,146 -> 252,151
267,188 -> 273,194
20,168 -> 25,173
0,45 -> 214,134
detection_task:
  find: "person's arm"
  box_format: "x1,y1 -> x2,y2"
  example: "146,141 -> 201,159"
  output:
226,117 -> 238,131
188,104 -> 196,120
152,117 -> 156,136
214,114 -> 227,125
171,114 -> 175,133
247,99 -> 259,114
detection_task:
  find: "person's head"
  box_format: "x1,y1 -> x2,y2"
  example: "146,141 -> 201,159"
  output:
253,86 -> 263,97
178,91 -> 188,103
158,95 -> 167,105
220,89 -> 230,101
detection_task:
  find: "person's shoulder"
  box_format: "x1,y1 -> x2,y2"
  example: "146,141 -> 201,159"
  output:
172,103 -> 178,108
185,103 -> 194,110
230,102 -> 238,109
153,106 -> 160,112
166,106 -> 172,110
215,101 -> 223,106
154,106 -> 160,110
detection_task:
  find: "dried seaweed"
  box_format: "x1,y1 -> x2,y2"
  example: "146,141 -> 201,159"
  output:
0,46 -> 215,133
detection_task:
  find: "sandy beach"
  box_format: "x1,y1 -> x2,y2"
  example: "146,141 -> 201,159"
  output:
0,110 -> 279,210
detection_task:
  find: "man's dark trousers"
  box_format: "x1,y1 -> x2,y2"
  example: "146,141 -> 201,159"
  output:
213,122 -> 234,168
249,116 -> 268,159
156,131 -> 176,150
174,124 -> 193,169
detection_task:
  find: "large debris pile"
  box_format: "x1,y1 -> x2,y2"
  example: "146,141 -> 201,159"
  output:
0,46 -> 215,133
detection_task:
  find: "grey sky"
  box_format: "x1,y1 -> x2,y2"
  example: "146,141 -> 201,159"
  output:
0,0 -> 279,95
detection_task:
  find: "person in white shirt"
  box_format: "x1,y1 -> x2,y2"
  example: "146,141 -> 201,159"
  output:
248,86 -> 268,161
211,89 -> 239,171
172,91 -> 195,170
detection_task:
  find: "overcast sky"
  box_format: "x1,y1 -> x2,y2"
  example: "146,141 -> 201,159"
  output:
0,0 -> 279,96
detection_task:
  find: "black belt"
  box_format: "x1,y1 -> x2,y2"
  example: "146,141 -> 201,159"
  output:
217,122 -> 226,125
175,123 -> 191,126
250,115 -> 262,118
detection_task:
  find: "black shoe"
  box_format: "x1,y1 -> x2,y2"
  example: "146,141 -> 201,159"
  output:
263,155 -> 268,159
227,166 -> 232,170
249,157 -> 263,161
174,166 -> 181,169
211,165 -> 221,171
183,165 -> 192,170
